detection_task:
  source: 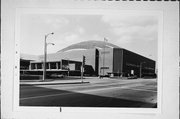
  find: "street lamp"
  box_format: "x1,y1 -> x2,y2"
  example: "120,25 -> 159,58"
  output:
140,62 -> 146,78
43,32 -> 54,81
102,38 -> 108,76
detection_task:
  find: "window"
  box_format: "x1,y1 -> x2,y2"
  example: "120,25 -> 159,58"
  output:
50,62 -> 57,69
31,63 -> 35,69
37,63 -> 42,69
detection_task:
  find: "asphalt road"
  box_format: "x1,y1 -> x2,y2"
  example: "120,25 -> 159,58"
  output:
20,78 -> 157,108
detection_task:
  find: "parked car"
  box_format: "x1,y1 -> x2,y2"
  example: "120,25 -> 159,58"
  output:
99,75 -> 110,79
127,75 -> 137,79
50,73 -> 65,78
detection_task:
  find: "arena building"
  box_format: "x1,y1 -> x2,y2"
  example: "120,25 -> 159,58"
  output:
21,40 -> 156,78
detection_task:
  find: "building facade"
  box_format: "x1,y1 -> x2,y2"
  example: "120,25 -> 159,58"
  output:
21,41 -> 156,78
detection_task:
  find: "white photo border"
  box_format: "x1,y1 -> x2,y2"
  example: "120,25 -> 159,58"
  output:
13,8 -> 163,115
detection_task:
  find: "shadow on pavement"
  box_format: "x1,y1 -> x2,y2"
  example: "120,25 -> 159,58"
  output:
20,85 -> 157,108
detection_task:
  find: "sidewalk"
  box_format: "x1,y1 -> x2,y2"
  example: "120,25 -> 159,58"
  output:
20,76 -> 117,86
20,77 -> 151,86
20,78 -> 90,86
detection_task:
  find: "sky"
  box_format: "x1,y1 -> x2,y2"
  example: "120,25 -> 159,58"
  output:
20,13 -> 158,61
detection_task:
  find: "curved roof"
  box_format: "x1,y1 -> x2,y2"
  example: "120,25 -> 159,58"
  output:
58,40 -> 121,52
20,53 -> 39,61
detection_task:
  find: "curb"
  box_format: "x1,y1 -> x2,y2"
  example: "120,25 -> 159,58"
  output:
20,81 -> 90,86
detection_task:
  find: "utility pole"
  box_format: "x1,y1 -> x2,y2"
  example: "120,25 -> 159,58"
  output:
81,65 -> 83,83
43,35 -> 47,81
81,55 -> 86,83
68,59 -> 69,78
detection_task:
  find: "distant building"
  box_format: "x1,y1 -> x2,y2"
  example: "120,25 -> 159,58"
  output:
21,40 -> 156,77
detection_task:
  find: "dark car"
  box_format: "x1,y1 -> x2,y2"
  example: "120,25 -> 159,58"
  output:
99,75 -> 110,79
50,74 -> 65,78
127,75 -> 137,79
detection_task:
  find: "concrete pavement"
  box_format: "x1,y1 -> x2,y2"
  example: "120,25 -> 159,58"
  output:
20,77 -> 157,107
20,76 -> 90,85
20,76 -> 119,85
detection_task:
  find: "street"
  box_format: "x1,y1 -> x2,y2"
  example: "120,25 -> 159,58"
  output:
20,77 -> 157,108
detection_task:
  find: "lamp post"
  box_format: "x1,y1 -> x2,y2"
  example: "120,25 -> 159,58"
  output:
140,62 -> 146,78
43,32 -> 54,81
103,38 -> 108,76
